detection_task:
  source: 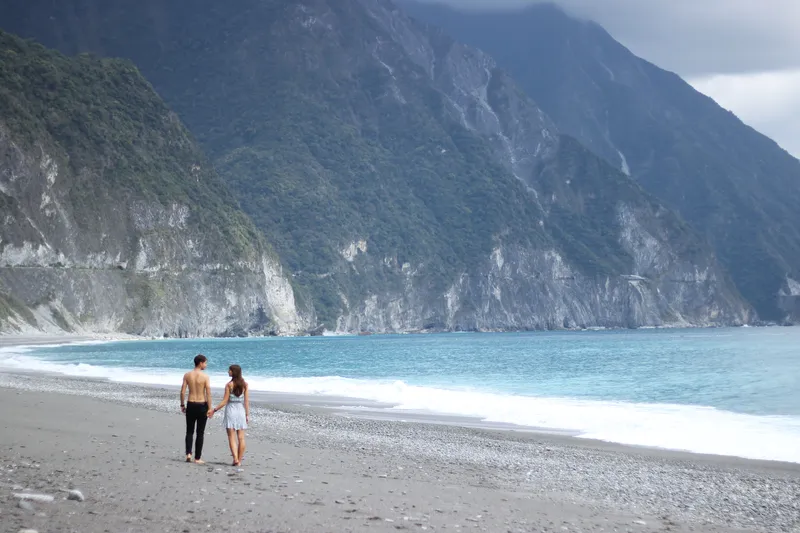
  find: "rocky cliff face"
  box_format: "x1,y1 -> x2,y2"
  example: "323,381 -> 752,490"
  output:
0,33 -> 307,336
0,1 -> 753,332
328,0 -> 749,332
401,1 -> 800,324
778,277 -> 800,324
338,240 -> 744,333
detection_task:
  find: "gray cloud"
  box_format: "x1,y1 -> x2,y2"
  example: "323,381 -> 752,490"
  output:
691,70 -> 800,158
414,0 -> 800,77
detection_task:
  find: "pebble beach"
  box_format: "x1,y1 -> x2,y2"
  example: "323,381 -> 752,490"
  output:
1,366 -> 799,533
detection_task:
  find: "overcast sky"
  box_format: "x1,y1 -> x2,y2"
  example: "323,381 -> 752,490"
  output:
415,0 -> 800,158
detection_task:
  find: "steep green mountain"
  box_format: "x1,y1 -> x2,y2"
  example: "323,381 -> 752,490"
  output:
400,1 -> 800,323
1,0 -> 751,331
0,30 -> 306,335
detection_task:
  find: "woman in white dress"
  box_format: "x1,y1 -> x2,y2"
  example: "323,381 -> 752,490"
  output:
212,364 -> 249,466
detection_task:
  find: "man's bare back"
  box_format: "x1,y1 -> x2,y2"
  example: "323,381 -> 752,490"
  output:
182,369 -> 211,404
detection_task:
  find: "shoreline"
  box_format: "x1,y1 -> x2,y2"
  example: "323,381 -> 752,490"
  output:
2,366 -> 798,474
0,332 -> 143,347
0,320 -> 792,345
1,372 -> 799,532
1,333 -> 799,468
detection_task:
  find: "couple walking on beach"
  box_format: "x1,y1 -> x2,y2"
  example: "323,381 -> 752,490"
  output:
180,354 -> 250,466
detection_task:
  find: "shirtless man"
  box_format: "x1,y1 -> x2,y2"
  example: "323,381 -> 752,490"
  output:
180,354 -> 214,464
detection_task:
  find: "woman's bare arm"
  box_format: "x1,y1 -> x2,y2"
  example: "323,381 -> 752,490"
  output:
204,374 -> 213,415
213,384 -> 231,414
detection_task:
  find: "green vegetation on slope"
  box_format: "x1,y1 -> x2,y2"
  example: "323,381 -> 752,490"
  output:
0,30 -> 264,264
535,136 -> 707,275
217,65 -> 553,324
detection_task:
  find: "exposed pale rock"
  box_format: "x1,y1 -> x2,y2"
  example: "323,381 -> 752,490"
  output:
66,489 -> 85,501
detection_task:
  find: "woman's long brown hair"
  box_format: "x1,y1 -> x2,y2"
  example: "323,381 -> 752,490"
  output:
229,365 -> 245,397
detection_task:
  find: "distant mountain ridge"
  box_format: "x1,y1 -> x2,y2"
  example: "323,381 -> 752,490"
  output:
0,0 -> 752,333
400,0 -> 800,323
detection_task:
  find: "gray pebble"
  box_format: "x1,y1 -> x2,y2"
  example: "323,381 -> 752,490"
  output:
18,500 -> 35,512
67,489 -> 85,502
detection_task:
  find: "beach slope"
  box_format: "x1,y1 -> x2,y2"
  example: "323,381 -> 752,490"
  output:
1,381 -> 797,532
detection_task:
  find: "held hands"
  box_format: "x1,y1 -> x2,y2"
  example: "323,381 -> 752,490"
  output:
207,408 -> 215,419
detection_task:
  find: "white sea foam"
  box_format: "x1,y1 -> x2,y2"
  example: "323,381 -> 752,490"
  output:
321,330 -> 354,337
241,375 -> 800,464
2,344 -> 799,464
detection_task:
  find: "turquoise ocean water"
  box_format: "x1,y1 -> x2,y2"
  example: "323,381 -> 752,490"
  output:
2,327 -> 799,462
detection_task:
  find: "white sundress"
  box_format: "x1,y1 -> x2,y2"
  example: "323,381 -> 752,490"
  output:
223,385 -> 247,430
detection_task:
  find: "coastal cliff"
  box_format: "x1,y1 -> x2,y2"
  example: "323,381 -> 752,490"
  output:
0,32 -> 308,336
0,0 -> 755,333
402,1 -> 800,324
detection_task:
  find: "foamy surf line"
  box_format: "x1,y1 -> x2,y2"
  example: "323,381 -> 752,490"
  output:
2,344 -> 800,465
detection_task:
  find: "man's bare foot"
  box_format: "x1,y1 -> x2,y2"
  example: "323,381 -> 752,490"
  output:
186,454 -> 193,463
194,459 -> 205,465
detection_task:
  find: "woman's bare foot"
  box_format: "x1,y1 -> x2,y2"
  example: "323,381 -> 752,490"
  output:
194,459 -> 205,465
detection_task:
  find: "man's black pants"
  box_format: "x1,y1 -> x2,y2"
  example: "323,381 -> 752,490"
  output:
185,401 -> 208,459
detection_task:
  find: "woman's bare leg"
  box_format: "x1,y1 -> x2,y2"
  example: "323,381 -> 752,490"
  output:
237,429 -> 246,463
226,428 -> 239,465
